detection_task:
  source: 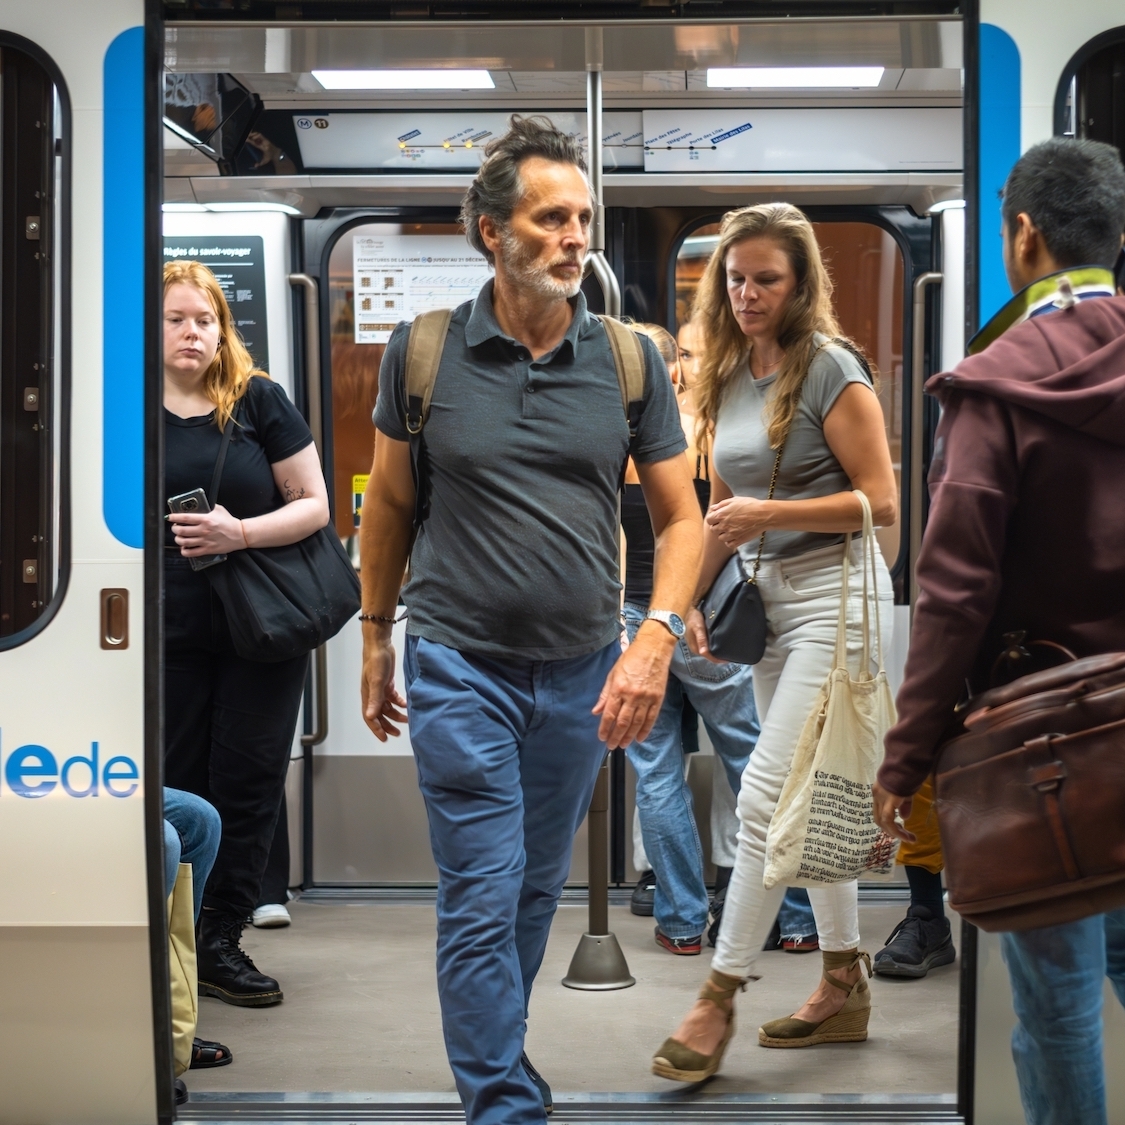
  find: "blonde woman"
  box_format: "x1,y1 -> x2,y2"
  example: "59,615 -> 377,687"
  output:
652,204 -> 897,1081
163,261 -> 329,1007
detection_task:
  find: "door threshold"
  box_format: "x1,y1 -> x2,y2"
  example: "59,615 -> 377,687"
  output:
294,885 -> 911,907
179,1091 -> 960,1123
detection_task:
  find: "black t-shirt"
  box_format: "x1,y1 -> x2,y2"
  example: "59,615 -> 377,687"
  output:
164,375 -> 313,550
621,477 -> 710,605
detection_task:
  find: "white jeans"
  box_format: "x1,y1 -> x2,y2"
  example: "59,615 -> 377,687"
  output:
711,537 -> 894,979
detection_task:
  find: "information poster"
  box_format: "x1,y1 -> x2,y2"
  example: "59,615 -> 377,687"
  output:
353,234 -> 491,344
163,235 -> 270,371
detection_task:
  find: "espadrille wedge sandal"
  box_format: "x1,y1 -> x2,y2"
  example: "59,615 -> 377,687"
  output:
758,949 -> 873,1048
652,970 -> 745,1082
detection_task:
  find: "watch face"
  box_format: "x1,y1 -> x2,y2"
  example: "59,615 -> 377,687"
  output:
668,613 -> 686,638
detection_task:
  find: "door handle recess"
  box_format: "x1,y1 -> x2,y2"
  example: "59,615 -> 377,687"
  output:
100,588 -> 129,650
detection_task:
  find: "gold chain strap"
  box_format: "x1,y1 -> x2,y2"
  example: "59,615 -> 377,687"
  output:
748,442 -> 785,584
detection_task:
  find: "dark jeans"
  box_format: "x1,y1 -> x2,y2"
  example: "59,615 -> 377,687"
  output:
258,792 -> 291,907
164,555 -> 308,919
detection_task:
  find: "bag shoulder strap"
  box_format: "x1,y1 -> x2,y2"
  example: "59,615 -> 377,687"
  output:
208,405 -> 239,508
597,314 -> 646,439
404,308 -> 454,435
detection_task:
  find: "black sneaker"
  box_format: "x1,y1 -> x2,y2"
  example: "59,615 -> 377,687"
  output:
174,1078 -> 188,1106
197,910 -> 284,1007
874,905 -> 956,979
630,870 -> 656,917
521,1051 -> 552,1116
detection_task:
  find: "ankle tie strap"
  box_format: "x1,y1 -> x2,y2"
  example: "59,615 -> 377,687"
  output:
698,969 -> 746,1005
821,949 -> 872,991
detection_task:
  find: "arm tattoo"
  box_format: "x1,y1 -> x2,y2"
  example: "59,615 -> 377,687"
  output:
283,479 -> 307,502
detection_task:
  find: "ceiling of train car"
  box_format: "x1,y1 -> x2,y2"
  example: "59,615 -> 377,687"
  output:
164,18 -> 962,106
163,16 -> 963,213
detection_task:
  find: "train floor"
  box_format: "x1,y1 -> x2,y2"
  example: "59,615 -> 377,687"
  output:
184,899 -> 958,1100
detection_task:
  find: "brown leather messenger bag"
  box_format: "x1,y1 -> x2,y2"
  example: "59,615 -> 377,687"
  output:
934,652 -> 1125,932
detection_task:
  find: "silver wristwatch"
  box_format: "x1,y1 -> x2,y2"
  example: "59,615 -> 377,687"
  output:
645,609 -> 687,639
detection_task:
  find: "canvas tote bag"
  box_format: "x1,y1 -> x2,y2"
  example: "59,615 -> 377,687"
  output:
167,863 -> 198,1078
763,492 -> 900,888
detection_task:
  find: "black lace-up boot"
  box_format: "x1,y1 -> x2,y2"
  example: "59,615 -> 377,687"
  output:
197,909 -> 283,1006
873,905 -> 956,979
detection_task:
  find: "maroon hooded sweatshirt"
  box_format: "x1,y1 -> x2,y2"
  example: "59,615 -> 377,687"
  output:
879,295 -> 1125,796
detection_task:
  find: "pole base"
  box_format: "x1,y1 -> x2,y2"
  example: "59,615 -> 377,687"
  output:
561,932 -> 636,991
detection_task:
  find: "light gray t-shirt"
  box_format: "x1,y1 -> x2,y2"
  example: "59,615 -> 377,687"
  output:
712,336 -> 873,561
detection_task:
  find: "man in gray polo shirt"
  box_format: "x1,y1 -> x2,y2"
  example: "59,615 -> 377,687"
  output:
358,116 -> 702,1125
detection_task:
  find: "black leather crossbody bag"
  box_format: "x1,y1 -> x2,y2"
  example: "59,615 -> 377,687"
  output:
203,403 -> 361,663
698,440 -> 785,665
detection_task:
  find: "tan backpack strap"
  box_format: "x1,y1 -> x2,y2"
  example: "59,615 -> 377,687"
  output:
597,314 -> 646,438
404,308 -> 453,434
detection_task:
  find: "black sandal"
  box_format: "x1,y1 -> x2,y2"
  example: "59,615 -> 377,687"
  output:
190,1037 -> 233,1069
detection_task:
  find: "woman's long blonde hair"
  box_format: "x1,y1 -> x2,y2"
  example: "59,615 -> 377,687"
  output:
692,203 -> 843,449
163,259 -> 267,429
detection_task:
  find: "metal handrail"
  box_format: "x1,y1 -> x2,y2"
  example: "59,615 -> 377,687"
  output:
909,271 -> 943,606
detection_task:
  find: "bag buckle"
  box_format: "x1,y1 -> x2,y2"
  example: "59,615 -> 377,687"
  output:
1028,759 -> 1067,793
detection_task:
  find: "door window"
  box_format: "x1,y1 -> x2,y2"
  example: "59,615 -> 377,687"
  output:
326,221 -> 482,544
674,221 -> 905,568
0,42 -> 67,644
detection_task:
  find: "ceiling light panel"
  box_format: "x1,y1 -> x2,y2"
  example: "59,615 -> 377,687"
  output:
312,69 -> 495,90
707,67 -> 885,89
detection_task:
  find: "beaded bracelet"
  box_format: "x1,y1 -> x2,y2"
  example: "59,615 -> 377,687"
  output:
358,612 -> 401,624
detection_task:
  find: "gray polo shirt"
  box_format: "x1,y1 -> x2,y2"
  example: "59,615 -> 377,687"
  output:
374,281 -> 686,661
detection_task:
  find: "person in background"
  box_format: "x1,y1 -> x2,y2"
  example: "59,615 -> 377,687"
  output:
359,116 -> 701,1125
624,322 -> 818,956
162,786 -> 229,1104
163,260 -> 329,1007
874,138 -> 1125,1125
652,202 -> 897,1082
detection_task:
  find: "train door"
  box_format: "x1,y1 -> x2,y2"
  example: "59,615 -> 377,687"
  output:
154,6 -> 973,1123
966,4 -> 1125,1123
0,1 -> 168,1123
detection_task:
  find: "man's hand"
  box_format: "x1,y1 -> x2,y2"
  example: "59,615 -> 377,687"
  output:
361,633 -> 408,742
592,623 -> 675,749
872,781 -> 917,843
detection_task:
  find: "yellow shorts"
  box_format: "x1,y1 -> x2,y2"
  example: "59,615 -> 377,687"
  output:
895,777 -> 944,874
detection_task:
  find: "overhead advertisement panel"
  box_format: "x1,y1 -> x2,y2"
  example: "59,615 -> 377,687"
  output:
641,108 -> 961,172
294,111 -> 644,170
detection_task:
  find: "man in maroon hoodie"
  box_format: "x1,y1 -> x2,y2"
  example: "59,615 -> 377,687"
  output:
874,137 -> 1125,1125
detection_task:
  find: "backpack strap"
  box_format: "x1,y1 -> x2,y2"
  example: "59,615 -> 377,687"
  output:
597,314 -> 646,439
403,309 -> 454,532
404,308 -> 453,434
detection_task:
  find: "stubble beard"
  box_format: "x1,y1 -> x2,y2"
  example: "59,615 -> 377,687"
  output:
498,227 -> 586,301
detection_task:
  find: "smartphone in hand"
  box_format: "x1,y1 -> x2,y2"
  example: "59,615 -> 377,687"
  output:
167,488 -> 227,571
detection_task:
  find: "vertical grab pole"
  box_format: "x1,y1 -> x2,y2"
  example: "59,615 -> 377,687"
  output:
563,28 -> 635,991
909,271 -> 943,607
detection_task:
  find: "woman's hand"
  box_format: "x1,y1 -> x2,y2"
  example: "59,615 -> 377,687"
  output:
705,496 -> 771,551
168,504 -> 246,556
684,605 -> 727,665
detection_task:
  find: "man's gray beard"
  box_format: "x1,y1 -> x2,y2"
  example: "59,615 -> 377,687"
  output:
498,228 -> 585,301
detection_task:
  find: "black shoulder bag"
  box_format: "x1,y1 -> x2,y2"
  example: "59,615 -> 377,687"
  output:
204,403 -> 361,663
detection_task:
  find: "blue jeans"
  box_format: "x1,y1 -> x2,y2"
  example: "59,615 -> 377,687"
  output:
1001,908 -> 1125,1125
622,604 -> 815,939
163,786 -> 223,922
404,635 -> 616,1125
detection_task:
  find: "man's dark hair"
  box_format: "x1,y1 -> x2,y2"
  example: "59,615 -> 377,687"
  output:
460,114 -> 590,265
1002,137 -> 1125,268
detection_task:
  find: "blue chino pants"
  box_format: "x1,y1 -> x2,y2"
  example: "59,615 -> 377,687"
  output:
404,635 -> 617,1125
1001,908 -> 1125,1125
